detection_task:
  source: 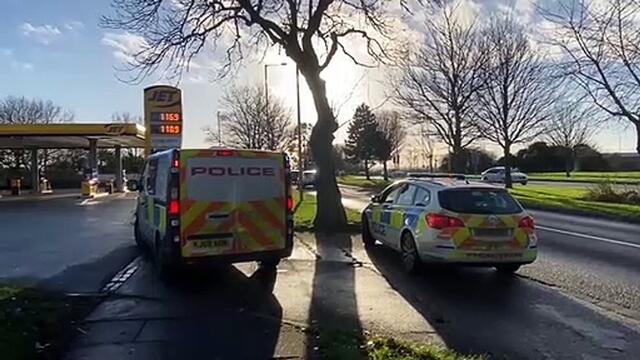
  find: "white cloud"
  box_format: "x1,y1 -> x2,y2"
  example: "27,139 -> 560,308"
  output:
64,21 -> 84,31
101,32 -> 149,64
0,48 -> 13,56
10,60 -> 34,70
20,22 -> 62,44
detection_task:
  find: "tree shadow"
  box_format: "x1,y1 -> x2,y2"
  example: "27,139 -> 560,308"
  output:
306,232 -> 364,359
364,244 -> 640,359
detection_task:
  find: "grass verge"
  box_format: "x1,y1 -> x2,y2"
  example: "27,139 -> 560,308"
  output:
338,176 -> 391,192
509,185 -> 640,222
316,328 -> 483,360
0,285 -> 98,360
293,192 -> 362,232
529,171 -> 640,184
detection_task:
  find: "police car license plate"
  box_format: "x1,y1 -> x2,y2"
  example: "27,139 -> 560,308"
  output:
192,238 -> 232,250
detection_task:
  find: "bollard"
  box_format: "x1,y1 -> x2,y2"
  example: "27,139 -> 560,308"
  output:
10,179 -> 21,196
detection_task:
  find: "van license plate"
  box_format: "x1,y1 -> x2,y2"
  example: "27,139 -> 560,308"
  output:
192,239 -> 231,250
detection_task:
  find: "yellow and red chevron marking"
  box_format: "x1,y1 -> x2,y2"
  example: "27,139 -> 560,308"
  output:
180,197 -> 286,257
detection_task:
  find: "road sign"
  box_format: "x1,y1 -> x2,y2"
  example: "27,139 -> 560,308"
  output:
144,85 -> 183,155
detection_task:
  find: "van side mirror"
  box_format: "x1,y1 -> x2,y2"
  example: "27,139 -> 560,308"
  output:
127,179 -> 139,191
370,195 -> 380,203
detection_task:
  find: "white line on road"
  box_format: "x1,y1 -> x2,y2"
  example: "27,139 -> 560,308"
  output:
537,225 -> 640,250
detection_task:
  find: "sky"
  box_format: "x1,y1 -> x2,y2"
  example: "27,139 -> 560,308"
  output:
0,0 -> 637,157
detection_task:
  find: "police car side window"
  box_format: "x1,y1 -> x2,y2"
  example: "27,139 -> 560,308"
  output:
146,159 -> 158,196
414,187 -> 431,206
396,185 -> 416,206
381,185 -> 402,203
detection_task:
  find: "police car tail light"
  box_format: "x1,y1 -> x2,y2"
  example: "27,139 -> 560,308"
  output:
426,213 -> 464,229
169,200 -> 180,215
518,216 -> 535,230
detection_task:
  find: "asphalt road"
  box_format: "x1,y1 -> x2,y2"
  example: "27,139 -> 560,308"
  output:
337,184 -> 640,317
0,193 -> 139,293
4,188 -> 640,358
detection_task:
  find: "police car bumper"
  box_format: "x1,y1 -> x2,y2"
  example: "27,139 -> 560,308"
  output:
420,246 -> 538,265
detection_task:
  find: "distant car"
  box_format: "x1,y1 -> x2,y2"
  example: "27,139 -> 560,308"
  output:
481,167 -> 528,185
361,178 -> 538,274
291,170 -> 300,185
301,170 -> 318,188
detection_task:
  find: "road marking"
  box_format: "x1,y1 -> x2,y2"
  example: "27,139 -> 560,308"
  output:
537,225 -> 640,250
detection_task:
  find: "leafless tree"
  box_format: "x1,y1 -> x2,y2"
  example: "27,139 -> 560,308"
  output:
112,112 -> 143,124
374,110 -> 406,180
391,5 -> 488,173
101,0 -> 402,229
204,85 -> 292,151
0,96 -> 74,174
474,17 -> 556,188
414,124 -> 435,172
546,98 -> 601,177
541,0 -> 640,155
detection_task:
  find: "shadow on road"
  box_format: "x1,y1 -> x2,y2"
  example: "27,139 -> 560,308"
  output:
306,233 -> 364,359
364,244 -> 640,359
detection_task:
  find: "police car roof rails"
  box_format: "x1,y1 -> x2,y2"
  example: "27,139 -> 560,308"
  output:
407,172 -> 466,180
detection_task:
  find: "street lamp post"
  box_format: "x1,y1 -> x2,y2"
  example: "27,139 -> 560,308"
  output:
263,63 -> 287,131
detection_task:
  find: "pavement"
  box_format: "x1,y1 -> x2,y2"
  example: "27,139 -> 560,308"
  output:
3,187 -> 640,359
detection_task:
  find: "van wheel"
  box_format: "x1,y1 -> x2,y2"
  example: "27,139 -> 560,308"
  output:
134,219 -> 144,249
154,234 -> 175,280
259,258 -> 280,269
400,232 -> 421,275
495,264 -> 521,274
361,216 -> 375,248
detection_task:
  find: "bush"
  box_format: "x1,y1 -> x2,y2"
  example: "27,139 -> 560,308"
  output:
584,182 -> 640,205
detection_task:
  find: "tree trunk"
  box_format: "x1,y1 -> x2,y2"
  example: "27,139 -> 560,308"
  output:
383,161 -> 388,181
364,159 -> 370,180
635,121 -> 640,155
301,67 -> 348,231
565,148 -> 572,178
504,146 -> 513,189
452,145 -> 465,174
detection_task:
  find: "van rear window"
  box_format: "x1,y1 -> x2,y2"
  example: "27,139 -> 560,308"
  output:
438,188 -> 522,214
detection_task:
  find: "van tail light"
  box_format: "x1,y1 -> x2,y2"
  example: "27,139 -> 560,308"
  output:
287,197 -> 294,212
172,159 -> 179,168
426,213 -> 465,229
216,149 -> 234,157
518,216 -> 535,230
169,200 -> 180,215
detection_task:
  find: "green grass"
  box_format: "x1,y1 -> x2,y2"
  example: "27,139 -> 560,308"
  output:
316,329 -> 483,360
367,337 -> 485,360
0,285 -> 98,360
529,171 -> 640,184
510,185 -> 640,222
293,192 -> 361,232
338,176 -> 391,192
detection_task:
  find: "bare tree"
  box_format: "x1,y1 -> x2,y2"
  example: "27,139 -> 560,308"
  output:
374,110 -> 406,180
541,0 -> 640,155
204,85 -> 292,151
0,96 -> 74,180
112,112 -> 143,124
101,0 -> 401,229
391,5 -> 488,173
474,17 -> 556,188
546,98 -> 601,177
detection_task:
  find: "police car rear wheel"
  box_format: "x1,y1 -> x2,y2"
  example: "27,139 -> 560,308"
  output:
154,235 -> 175,280
361,216 -> 375,248
401,233 -> 421,274
495,264 -> 521,274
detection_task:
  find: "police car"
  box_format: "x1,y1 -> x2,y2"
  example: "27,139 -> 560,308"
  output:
361,178 -> 538,274
131,148 -> 294,278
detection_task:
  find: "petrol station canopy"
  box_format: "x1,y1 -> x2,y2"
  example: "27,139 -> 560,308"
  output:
0,123 -> 146,149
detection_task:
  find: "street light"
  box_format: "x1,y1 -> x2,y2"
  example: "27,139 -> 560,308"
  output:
264,62 -> 303,200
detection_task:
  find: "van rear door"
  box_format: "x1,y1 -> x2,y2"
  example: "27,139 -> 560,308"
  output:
179,149 -> 287,258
